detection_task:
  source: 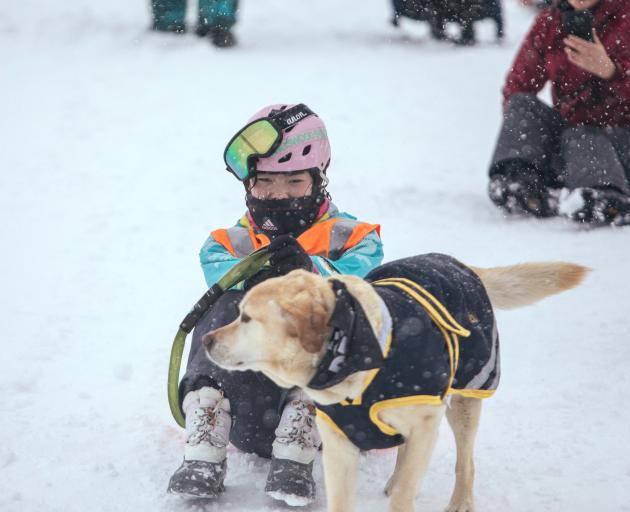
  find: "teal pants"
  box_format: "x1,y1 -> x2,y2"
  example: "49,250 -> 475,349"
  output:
151,0 -> 238,32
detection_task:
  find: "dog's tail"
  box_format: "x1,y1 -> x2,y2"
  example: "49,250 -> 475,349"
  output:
470,262 -> 589,310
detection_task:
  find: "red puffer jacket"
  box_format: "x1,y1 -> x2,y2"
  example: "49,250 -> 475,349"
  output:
502,0 -> 630,127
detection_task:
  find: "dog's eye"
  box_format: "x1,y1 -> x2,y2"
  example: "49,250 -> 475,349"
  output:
241,313 -> 252,323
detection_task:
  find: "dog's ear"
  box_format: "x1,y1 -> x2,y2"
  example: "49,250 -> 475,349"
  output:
278,286 -> 332,354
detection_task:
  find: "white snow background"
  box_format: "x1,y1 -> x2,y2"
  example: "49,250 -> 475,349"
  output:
1,1 -> 629,511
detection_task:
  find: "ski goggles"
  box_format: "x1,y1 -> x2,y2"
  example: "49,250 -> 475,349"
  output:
224,104 -> 315,181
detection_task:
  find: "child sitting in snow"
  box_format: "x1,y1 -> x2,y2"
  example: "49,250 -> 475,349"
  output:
167,103 -> 383,505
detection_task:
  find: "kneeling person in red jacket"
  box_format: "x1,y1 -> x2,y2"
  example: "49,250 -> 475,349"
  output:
488,0 -> 630,226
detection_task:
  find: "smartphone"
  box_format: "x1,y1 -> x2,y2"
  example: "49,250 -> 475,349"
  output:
563,10 -> 594,41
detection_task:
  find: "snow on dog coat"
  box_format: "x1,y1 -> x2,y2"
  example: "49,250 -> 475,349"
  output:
312,253 -> 500,451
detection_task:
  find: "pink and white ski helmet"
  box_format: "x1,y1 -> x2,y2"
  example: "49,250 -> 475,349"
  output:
247,104 -> 331,174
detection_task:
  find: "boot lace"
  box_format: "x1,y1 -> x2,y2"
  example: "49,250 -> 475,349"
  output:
188,394 -> 228,448
275,400 -> 319,449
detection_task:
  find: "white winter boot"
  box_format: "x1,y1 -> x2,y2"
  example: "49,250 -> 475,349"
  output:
265,389 -> 321,506
167,387 -> 231,498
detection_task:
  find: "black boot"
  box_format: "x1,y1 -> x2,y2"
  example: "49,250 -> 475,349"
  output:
209,27 -> 237,48
488,162 -> 558,218
194,25 -> 211,37
167,459 -> 227,498
195,23 -> 236,47
561,187 -> 630,226
455,22 -> 476,46
265,458 -> 315,506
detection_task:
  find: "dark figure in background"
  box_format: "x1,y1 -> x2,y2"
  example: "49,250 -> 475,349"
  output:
392,0 -> 504,45
488,0 -> 630,226
151,0 -> 238,47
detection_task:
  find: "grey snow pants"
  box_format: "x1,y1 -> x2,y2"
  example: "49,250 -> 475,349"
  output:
179,290 -> 284,458
489,93 -> 630,194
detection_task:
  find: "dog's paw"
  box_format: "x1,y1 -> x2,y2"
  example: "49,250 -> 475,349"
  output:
444,499 -> 475,512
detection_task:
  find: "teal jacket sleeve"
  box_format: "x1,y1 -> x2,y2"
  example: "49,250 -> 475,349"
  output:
311,230 -> 383,278
199,235 -> 240,288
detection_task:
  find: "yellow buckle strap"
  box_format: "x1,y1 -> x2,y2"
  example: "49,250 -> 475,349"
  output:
373,277 -> 471,337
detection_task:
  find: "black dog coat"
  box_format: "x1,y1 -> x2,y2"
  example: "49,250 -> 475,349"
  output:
312,253 -> 500,451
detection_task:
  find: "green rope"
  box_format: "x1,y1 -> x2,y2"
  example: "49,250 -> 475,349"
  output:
167,247 -> 272,427
168,329 -> 188,427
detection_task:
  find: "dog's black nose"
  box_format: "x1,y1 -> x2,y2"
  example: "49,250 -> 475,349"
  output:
202,332 -> 214,348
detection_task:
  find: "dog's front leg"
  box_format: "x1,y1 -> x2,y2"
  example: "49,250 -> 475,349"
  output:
381,404 -> 445,512
316,416 -> 360,512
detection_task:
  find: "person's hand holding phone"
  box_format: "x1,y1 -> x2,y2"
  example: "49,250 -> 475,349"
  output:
564,29 -> 616,79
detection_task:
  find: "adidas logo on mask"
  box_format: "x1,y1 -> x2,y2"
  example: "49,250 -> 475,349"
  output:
262,218 -> 278,231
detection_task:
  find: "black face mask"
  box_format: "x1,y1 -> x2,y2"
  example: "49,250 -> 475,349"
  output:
246,191 -> 326,238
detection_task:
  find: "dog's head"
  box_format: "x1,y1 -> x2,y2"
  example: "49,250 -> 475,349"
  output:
203,269 -> 336,389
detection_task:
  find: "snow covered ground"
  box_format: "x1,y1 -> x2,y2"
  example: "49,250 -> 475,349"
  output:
1,1 -> 629,511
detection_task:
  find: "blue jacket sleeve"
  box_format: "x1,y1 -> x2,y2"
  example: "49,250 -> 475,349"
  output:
199,235 -> 241,288
311,230 -> 383,278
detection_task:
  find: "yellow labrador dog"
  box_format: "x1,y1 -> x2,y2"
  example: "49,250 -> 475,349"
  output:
204,253 -> 587,512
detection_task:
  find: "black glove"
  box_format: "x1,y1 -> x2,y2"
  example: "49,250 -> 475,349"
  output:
267,235 -> 313,275
244,235 -> 312,290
